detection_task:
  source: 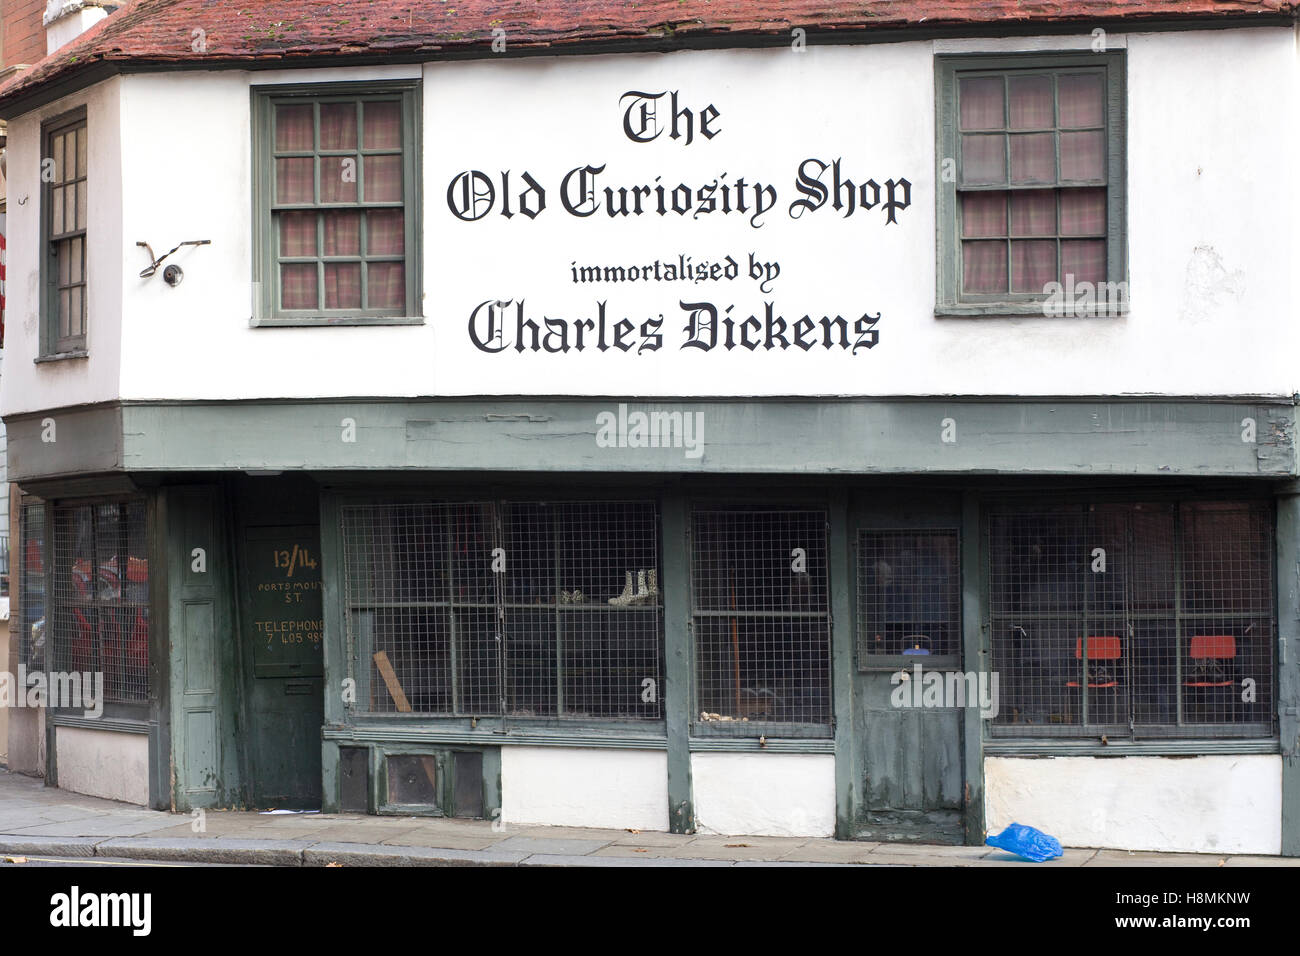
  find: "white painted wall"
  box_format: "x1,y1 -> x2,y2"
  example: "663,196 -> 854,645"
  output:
0,77 -> 123,417
692,752 -> 836,837
3,27 -> 1296,416
986,755 -> 1282,855
500,746 -> 668,831
55,726 -> 149,805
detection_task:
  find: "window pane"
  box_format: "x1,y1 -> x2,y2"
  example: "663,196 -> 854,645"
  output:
76,126 -> 87,177
279,211 -> 317,257
858,531 -> 961,658
367,262 -> 405,309
1009,132 -> 1055,184
324,211 -> 361,256
1010,191 -> 1056,236
1060,188 -> 1106,236
320,102 -> 357,150
959,76 -> 1004,130
1059,73 -> 1104,128
276,157 -> 315,204
1061,130 -> 1105,181
51,133 -> 65,182
962,240 -> 1008,293
58,240 -> 71,286
961,134 -> 1005,186
51,186 -> 64,235
364,154 -> 402,202
275,103 -> 314,150
70,237 -> 83,283
367,209 -> 404,255
71,287 -> 84,336
961,191 -> 1007,237
1011,239 -> 1057,293
59,290 -> 70,337
1060,239 -> 1106,285
75,181 -> 86,231
321,156 -> 358,203
1008,75 -> 1053,129
363,101 -> 402,149
324,262 -> 362,309
281,262 -> 319,309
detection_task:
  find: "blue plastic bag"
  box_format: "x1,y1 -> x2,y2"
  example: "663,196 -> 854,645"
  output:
986,822 -> 1063,862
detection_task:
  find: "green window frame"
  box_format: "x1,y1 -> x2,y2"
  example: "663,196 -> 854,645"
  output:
40,107 -> 88,357
251,80 -> 423,327
936,52 -> 1127,316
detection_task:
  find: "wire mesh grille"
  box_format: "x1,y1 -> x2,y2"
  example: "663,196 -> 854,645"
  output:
18,499 -> 46,670
50,501 -> 149,703
691,509 -> 831,730
858,530 -> 961,660
342,499 -> 663,719
989,501 -> 1274,737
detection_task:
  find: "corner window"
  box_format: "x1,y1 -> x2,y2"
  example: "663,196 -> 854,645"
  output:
41,108 -> 88,356
936,53 -> 1126,316
989,501 -> 1274,739
251,81 -> 421,326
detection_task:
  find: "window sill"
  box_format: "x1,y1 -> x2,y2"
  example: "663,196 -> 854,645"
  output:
35,349 -> 88,363
935,304 -> 1129,319
984,736 -> 1278,757
250,315 -> 425,328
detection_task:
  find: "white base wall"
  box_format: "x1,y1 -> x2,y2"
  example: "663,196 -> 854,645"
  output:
55,727 -> 149,806
691,752 -> 836,837
500,746 -> 668,831
985,755 -> 1281,855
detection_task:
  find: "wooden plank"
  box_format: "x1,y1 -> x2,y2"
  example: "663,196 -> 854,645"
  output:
373,651 -> 411,712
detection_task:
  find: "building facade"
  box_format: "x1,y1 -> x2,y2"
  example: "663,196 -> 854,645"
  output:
2,0 -> 1299,855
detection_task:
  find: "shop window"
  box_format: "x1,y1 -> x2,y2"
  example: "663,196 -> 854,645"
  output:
18,497 -> 47,672
858,529 -> 960,663
691,508 -> 832,734
341,500 -> 663,720
251,80 -> 422,326
989,501 -> 1274,738
936,52 -> 1126,316
50,500 -> 150,704
41,107 -> 88,356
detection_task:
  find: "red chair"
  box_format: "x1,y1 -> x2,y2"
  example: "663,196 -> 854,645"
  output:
1186,635 -> 1235,687
1067,636 -> 1122,723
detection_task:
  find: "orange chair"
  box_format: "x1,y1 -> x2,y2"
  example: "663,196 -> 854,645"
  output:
1067,636 -> 1122,723
1184,635 -> 1236,722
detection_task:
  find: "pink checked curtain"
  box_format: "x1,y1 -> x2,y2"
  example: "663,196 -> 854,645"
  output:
958,73 -> 1106,295
275,101 -> 405,311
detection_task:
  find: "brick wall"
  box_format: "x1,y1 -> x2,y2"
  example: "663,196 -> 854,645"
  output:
2,0 -> 46,68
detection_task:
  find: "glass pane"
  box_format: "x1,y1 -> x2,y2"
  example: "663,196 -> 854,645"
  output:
76,181 -> 86,230
276,157 -> 315,204
962,240 -> 1008,294
280,262 -> 319,310
275,103 -> 314,151
1061,130 -> 1105,181
76,126 -> 87,177
1059,73 -> 1104,128
1008,75 -> 1053,129
961,135 -> 1005,186
363,101 -> 402,149
324,262 -> 362,309
367,209 -> 404,255
1011,240 -> 1057,293
367,262 -> 405,309
70,287 -> 83,336
1010,191 -> 1056,236
323,211 -> 361,256
320,102 -> 357,150
1009,133 -> 1055,184
279,211 -> 317,257
59,289 -> 70,337
59,240 -> 70,286
364,155 -> 402,202
321,156 -> 358,203
959,76 -> 1004,130
65,184 -> 77,233
1061,239 -> 1106,285
51,186 -> 64,235
961,191 -> 1006,237
1060,188 -> 1106,236
71,237 -> 83,283
51,134 -> 65,183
